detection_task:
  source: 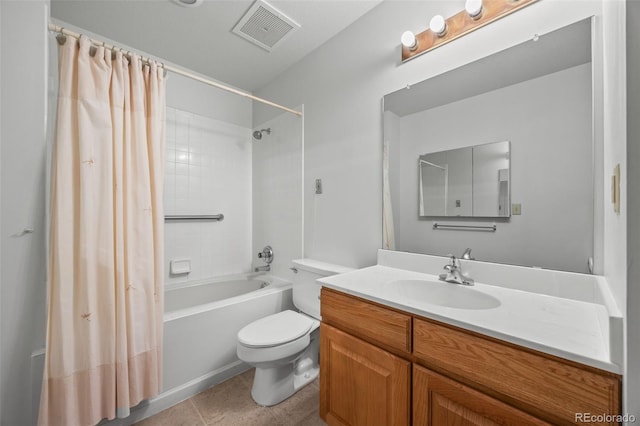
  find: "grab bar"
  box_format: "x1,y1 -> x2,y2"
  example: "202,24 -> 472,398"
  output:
165,214 -> 224,221
433,222 -> 496,232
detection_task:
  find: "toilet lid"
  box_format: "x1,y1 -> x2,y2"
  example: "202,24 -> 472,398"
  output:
238,310 -> 314,348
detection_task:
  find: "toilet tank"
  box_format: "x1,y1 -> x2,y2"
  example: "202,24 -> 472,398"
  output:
292,259 -> 354,320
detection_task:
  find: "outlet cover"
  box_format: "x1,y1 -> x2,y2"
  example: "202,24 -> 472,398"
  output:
512,203 -> 522,215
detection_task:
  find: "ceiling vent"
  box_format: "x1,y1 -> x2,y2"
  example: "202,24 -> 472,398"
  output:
232,0 -> 300,52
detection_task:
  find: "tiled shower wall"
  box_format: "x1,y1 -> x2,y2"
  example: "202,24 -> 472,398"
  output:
252,108 -> 304,281
164,107 -> 252,285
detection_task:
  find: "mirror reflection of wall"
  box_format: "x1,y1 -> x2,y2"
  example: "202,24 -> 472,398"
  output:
383,18 -> 597,273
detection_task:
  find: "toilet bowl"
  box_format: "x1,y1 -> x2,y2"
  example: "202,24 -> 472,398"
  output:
237,310 -> 320,406
236,259 -> 353,406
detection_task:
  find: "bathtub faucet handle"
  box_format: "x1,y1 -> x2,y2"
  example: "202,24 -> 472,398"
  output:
258,246 -> 274,264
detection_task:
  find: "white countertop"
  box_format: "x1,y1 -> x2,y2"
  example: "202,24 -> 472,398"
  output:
319,261 -> 622,374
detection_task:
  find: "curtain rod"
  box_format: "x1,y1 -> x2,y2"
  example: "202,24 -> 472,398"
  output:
48,23 -> 303,117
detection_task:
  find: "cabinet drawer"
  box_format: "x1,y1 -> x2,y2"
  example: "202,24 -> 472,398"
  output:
413,318 -> 621,425
321,288 -> 412,354
413,364 -> 551,426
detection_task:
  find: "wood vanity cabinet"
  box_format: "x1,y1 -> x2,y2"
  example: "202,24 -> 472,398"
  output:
413,364 -> 550,426
319,288 -> 622,426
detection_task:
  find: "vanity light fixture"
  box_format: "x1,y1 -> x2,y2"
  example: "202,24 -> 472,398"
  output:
401,0 -> 538,62
401,31 -> 418,50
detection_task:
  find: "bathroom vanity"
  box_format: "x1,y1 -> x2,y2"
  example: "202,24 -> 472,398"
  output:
318,250 -> 622,426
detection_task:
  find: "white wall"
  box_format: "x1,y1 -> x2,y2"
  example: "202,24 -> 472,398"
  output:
393,64 -> 593,272
252,108 -> 304,280
0,1 -> 49,425
254,0 -> 628,410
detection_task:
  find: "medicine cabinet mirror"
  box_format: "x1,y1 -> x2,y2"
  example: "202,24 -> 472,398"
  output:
419,141 -> 510,218
383,18 -> 600,273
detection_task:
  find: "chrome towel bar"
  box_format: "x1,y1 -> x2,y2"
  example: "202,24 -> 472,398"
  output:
165,214 -> 224,221
433,222 -> 496,232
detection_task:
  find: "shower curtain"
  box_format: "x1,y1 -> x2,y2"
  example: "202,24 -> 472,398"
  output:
39,35 -> 165,426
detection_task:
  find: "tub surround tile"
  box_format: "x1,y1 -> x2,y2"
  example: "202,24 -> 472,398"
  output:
164,107 -> 252,285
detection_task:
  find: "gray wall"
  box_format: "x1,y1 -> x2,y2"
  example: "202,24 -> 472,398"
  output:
392,64 -> 593,272
1,1 -> 49,425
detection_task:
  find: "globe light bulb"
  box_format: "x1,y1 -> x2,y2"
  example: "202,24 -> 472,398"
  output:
401,31 -> 418,50
429,15 -> 447,36
465,0 -> 483,18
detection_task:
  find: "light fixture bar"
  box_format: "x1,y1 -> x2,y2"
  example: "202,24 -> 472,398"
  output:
401,0 -> 539,62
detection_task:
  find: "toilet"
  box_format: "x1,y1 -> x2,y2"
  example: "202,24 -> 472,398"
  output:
236,258 -> 353,406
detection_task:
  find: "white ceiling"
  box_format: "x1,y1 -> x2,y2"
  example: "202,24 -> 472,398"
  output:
51,0 -> 383,92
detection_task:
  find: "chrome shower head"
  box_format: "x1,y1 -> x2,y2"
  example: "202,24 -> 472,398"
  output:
252,128 -> 271,140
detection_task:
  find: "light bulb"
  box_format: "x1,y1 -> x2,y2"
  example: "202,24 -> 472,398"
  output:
465,0 -> 483,18
429,15 -> 447,37
401,31 -> 418,50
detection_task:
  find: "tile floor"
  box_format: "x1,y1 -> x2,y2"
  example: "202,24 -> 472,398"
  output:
135,369 -> 326,426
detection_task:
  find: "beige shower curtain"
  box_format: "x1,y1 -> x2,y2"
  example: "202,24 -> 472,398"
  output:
39,35 -> 165,426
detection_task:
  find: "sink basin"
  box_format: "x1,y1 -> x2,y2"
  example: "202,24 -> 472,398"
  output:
388,279 -> 501,310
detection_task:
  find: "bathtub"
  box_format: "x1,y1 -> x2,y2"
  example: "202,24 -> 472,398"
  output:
160,273 -> 294,410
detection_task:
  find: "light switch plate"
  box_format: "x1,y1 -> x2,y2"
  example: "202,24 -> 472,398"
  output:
612,164 -> 620,214
512,203 -> 522,215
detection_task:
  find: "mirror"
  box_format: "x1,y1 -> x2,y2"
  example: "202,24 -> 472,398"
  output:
419,141 -> 510,217
383,18 -> 598,273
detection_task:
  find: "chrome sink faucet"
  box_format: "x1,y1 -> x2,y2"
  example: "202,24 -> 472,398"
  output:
461,248 -> 475,260
439,254 -> 474,286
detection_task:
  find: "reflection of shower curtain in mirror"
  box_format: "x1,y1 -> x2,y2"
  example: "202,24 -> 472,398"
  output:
39,35 -> 165,426
420,161 -> 448,216
383,141 -> 395,249
498,168 -> 509,216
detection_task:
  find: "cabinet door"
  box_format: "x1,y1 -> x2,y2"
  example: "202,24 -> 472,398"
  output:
413,365 -> 551,426
320,323 -> 410,426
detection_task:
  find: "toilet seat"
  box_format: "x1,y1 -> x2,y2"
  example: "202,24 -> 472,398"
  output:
238,310 -> 314,348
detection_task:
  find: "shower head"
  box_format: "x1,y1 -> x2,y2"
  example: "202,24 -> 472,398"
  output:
252,128 -> 271,140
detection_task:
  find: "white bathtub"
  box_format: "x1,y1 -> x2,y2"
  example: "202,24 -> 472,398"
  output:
160,273 -> 294,411
165,276 -> 275,315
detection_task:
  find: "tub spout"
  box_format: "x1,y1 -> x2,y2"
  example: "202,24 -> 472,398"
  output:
254,265 -> 271,272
